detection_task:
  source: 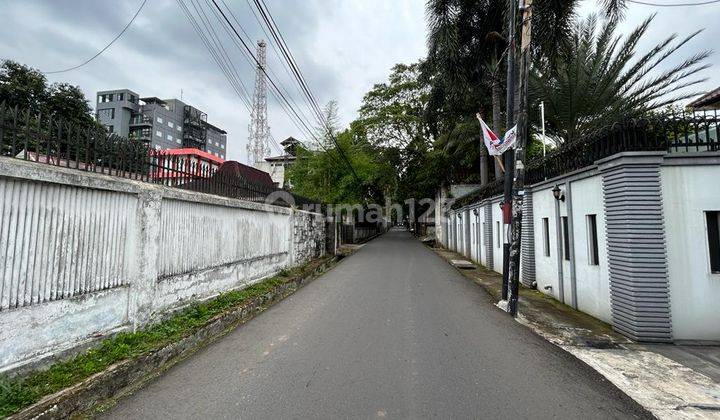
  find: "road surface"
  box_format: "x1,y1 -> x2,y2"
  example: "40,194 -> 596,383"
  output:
103,229 -> 649,419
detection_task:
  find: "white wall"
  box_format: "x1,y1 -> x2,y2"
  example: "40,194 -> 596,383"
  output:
472,207 -> 482,263
445,153 -> 720,342
253,161 -> 286,188
479,205 -> 488,266
492,199 -> 505,274
0,158 -> 326,373
532,186 -> 562,302
663,164 -> 720,341
569,176 -> 611,323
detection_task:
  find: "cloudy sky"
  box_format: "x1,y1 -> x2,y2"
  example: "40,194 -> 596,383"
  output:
0,0 -> 717,162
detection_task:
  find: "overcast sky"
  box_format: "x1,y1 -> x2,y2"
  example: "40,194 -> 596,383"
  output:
0,0 -> 717,162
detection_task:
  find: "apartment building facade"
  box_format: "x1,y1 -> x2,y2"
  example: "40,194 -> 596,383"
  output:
96,89 -> 227,159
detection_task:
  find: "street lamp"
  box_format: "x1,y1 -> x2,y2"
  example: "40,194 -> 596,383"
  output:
552,185 -> 565,202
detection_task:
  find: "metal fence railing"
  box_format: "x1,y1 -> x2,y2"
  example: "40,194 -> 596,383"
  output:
0,103 -> 322,209
452,109 -> 719,209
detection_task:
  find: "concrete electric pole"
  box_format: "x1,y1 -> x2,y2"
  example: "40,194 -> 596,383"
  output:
507,0 -> 534,316
501,0 -> 517,301
248,40 -> 271,164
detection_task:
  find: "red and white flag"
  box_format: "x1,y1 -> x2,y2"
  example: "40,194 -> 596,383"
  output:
476,114 -> 517,156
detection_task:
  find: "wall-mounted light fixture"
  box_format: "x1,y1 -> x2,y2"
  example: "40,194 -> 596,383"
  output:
472,208 -> 479,216
552,185 -> 565,202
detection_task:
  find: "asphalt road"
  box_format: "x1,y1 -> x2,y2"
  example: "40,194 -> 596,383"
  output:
103,229 -> 650,419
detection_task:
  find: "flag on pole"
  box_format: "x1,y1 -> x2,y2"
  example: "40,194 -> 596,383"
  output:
476,113 -> 517,156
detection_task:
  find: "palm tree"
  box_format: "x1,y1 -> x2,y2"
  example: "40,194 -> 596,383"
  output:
532,14 -> 710,142
421,0 -> 629,184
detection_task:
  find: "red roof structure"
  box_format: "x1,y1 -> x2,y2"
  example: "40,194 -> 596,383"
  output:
216,161 -> 275,188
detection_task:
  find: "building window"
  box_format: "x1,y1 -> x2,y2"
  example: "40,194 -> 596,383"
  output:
176,138 -> 181,144
215,142 -> 219,147
707,211 -> 720,273
220,144 -> 224,149
168,121 -> 174,128
542,217 -> 550,257
220,154 -> 224,159
106,125 -> 114,134
176,125 -> 181,132
496,221 -> 501,248
167,134 -> 173,141
129,94 -> 137,103
117,92 -> 124,101
561,216 -> 570,261
97,108 -> 114,119
587,214 -> 599,266
155,145 -> 161,150
157,117 -> 163,124
156,130 -> 162,137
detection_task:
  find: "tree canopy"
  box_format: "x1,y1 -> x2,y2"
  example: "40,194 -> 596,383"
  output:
0,60 -> 96,126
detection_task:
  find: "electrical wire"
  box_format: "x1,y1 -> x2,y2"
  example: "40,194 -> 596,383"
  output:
250,0 -> 360,181
208,0 -> 336,151
43,0 -> 148,74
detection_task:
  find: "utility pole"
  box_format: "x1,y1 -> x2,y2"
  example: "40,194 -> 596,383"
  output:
507,0 -> 533,316
501,0 -> 517,301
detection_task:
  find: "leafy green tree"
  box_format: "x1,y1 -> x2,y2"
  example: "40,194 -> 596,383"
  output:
357,63 -> 429,149
532,15 -> 710,142
45,82 -> 96,126
287,101 -> 395,205
0,60 -> 97,125
0,60 -> 48,111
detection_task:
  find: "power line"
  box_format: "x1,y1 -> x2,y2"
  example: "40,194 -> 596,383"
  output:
208,0 -> 332,147
178,0 -> 284,154
627,0 -> 720,6
44,0 -> 148,74
239,0 -> 317,128
251,0 -> 360,181
213,0 -> 318,146
187,0 -> 349,172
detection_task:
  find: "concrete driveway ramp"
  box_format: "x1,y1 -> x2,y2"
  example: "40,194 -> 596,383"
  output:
450,259 -> 475,269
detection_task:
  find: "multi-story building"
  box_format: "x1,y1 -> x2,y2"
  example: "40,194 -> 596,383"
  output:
95,89 -> 228,159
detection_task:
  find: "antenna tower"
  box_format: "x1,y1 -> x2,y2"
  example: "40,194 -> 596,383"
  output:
248,40 -> 271,163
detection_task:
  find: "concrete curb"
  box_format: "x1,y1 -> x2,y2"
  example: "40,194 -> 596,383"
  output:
9,255 -> 343,420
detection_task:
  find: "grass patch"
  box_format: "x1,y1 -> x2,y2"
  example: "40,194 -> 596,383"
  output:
0,260 -> 322,418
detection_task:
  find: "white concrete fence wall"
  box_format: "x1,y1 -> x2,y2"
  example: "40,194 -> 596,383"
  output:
0,157 -> 326,373
439,151 -> 720,343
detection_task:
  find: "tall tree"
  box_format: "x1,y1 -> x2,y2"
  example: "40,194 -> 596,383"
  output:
532,15 -> 710,142
0,60 -> 97,125
287,101 -> 395,205
0,60 -> 48,111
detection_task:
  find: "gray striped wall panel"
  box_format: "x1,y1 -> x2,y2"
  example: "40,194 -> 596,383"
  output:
521,191 -> 536,287
598,153 -> 672,342
484,202 -> 494,270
